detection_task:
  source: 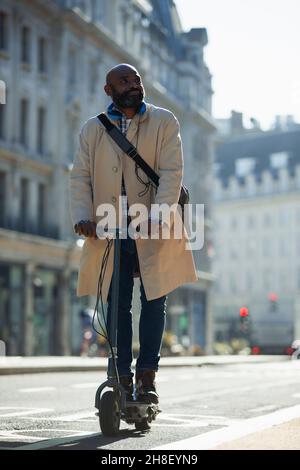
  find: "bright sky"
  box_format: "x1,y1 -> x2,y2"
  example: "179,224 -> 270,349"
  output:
175,0 -> 300,129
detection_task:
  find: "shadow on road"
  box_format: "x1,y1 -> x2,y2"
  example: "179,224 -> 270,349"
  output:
0,428 -> 150,450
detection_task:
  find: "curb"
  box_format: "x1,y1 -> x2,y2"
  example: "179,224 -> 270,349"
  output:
0,355 -> 290,375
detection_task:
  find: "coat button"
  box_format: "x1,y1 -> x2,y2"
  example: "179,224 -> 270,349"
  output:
112,166 -> 118,172
112,196 -> 117,203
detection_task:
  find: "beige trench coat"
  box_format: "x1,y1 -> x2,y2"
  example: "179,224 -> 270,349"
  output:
69,103 -> 198,302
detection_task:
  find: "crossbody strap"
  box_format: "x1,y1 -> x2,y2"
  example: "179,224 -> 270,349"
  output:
97,113 -> 159,187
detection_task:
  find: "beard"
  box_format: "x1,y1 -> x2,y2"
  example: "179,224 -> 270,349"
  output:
111,87 -> 144,109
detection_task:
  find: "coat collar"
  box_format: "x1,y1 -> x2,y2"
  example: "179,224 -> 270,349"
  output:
106,101 -> 150,125
107,101 -> 146,120
105,102 -> 151,143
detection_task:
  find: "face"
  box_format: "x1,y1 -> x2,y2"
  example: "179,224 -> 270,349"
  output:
105,68 -> 145,109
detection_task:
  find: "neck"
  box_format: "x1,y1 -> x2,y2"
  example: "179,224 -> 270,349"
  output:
118,107 -> 137,119
114,102 -> 141,119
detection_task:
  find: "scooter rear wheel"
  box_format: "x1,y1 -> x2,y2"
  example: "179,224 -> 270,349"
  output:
99,390 -> 120,436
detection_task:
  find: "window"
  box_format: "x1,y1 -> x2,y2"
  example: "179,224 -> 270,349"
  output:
263,238 -> 272,257
91,0 -> 102,21
247,214 -> 256,229
89,61 -> 98,95
246,271 -> 253,290
263,270 -> 271,290
279,210 -> 289,225
37,107 -> 46,154
297,237 -> 300,256
0,11 -> 8,51
229,274 -> 237,294
38,37 -> 47,73
246,239 -> 256,256
0,171 -> 6,226
279,238 -> 289,256
0,103 -> 4,139
20,178 -> 29,231
235,157 -> 255,177
229,247 -> 238,260
270,152 -> 289,169
21,26 -> 30,64
263,212 -> 272,227
20,99 -> 29,146
68,48 -> 77,86
37,183 -> 47,234
67,116 -> 77,161
231,216 -> 238,230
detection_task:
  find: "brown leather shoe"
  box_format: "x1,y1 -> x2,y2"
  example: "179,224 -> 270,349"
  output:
119,375 -> 133,401
135,370 -> 159,404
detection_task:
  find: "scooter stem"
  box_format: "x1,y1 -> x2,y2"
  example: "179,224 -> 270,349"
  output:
107,227 -> 121,379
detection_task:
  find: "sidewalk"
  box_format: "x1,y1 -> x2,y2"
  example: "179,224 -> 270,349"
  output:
154,403 -> 300,450
213,418 -> 300,450
0,354 -> 289,375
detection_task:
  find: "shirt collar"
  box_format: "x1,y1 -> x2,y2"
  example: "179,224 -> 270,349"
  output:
107,101 -> 146,121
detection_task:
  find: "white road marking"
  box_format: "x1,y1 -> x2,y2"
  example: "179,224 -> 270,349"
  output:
15,432 -> 101,450
48,410 -> 96,422
152,404 -> 300,450
0,407 -> 53,418
292,393 -> 300,398
152,413 -> 241,428
71,383 -> 100,389
0,432 -> 48,442
178,374 -> 195,380
19,387 -> 56,393
0,429 -> 91,444
249,405 -> 277,413
156,376 -> 168,383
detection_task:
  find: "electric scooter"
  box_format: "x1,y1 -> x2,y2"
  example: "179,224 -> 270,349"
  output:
94,227 -> 161,436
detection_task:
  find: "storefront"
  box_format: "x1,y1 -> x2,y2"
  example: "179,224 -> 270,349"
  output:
0,263 -> 25,355
0,260 -> 87,356
31,267 -> 60,355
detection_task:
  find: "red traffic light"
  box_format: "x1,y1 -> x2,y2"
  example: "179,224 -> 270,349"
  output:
239,307 -> 249,317
268,292 -> 278,302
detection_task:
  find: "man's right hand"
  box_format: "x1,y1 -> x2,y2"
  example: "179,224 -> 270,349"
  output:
74,220 -> 97,238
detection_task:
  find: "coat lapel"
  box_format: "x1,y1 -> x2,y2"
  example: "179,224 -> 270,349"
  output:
102,103 -> 151,159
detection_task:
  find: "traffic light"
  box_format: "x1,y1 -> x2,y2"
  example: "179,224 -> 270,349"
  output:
239,307 -> 249,318
268,292 -> 278,313
239,306 -> 250,335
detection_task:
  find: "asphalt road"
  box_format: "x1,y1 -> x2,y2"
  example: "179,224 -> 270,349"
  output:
0,361 -> 300,450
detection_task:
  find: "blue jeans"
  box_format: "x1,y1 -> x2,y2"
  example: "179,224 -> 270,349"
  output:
107,237 -> 167,378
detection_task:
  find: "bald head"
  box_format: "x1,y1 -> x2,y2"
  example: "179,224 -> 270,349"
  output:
104,63 -> 145,114
106,63 -> 139,85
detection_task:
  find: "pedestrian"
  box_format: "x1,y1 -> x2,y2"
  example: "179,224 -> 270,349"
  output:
69,63 -> 197,404
79,307 -> 98,357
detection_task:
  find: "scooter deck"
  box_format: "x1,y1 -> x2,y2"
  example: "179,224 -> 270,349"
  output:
122,401 -> 161,424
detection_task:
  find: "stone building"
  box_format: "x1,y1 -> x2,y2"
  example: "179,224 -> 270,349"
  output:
0,0 -> 215,355
213,123 -> 300,352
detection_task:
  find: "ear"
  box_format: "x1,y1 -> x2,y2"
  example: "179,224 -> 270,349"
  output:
104,84 -> 111,97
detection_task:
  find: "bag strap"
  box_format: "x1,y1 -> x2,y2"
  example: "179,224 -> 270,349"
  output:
97,113 -> 159,187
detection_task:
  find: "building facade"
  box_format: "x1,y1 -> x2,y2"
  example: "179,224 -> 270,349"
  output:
0,0 -> 215,355
213,124 -> 300,353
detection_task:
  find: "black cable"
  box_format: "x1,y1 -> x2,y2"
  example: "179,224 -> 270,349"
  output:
92,238 -> 112,340
92,235 -> 119,382
135,162 -> 156,197
134,115 -> 157,198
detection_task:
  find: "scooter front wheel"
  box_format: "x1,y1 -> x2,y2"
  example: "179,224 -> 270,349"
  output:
99,390 -> 120,436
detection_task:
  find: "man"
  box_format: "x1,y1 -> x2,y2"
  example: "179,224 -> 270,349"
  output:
69,63 -> 197,404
